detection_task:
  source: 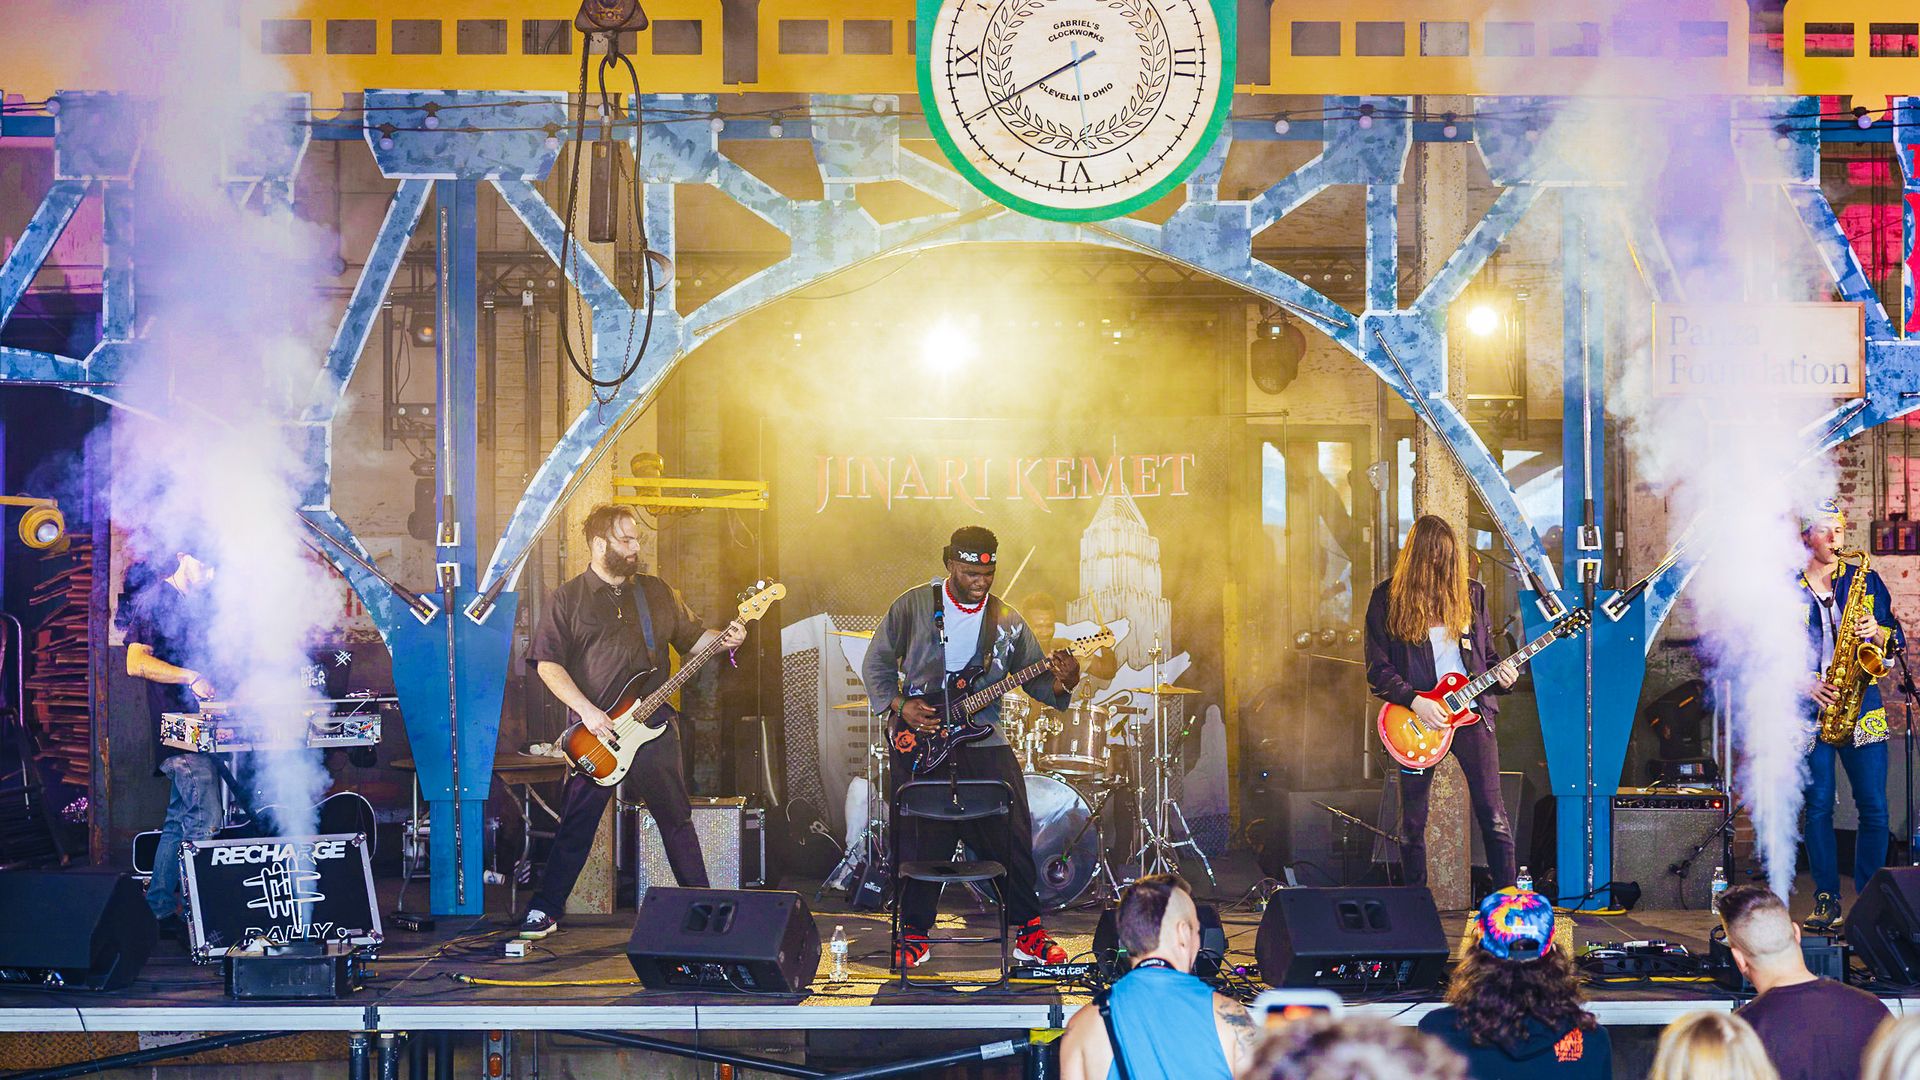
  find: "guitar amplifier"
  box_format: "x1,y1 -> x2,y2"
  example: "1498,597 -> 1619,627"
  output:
632,797 -> 765,903
1610,788 -> 1730,911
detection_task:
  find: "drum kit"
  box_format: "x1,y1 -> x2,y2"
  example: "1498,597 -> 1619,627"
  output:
826,637 -> 1215,911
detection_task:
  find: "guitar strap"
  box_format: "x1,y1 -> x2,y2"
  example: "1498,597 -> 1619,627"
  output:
972,595 -> 1002,672
631,576 -> 657,659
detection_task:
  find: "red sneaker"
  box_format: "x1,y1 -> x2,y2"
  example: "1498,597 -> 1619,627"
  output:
1015,918 -> 1067,964
894,930 -> 932,970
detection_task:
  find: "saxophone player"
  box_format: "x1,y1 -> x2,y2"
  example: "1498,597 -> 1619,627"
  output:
1799,498 -> 1902,932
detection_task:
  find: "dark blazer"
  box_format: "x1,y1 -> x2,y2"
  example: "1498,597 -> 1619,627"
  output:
1363,578 -> 1509,719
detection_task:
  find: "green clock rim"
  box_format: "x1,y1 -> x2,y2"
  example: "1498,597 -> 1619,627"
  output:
915,0 -> 1238,225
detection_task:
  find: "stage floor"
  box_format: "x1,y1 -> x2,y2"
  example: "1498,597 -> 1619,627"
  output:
4,861 -> 1917,1033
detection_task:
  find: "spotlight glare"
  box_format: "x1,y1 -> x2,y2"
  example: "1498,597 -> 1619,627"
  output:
1464,304 -> 1501,336
920,318 -> 978,374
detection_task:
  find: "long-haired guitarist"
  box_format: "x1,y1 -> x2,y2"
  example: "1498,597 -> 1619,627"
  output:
861,526 -> 1080,969
1363,514 -> 1519,891
518,504 -> 746,940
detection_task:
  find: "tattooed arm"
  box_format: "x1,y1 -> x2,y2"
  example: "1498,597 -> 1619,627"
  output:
1214,993 -> 1260,1068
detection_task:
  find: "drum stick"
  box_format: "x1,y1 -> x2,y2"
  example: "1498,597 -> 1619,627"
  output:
1000,545 -> 1036,599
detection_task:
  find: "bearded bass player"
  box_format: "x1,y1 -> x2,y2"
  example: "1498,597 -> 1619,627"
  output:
862,525 -> 1079,969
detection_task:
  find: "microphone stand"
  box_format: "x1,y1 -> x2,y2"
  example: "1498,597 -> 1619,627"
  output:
1896,646 -> 1918,864
1313,800 -> 1405,885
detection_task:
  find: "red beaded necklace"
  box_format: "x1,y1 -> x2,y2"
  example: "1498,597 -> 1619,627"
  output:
944,579 -> 985,615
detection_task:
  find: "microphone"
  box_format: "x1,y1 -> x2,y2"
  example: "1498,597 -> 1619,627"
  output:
1045,855 -> 1073,887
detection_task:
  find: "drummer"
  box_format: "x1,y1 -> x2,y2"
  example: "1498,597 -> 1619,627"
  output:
1021,592 -> 1118,684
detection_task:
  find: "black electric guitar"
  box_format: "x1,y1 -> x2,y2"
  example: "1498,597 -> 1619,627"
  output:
889,629 -> 1115,775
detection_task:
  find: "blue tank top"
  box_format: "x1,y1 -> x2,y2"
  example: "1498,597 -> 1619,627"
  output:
1105,965 -> 1234,1080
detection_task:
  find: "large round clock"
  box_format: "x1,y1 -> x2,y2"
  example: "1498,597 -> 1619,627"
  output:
916,0 -> 1235,223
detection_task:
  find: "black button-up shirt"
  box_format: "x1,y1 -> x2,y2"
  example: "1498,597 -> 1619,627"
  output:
528,570 -> 705,710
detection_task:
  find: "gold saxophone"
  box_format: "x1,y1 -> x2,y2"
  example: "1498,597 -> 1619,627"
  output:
1817,548 -> 1890,746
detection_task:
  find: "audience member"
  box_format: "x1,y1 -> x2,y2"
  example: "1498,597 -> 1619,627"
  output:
1059,874 -> 1255,1080
1238,1014 -> 1465,1080
1417,888 -> 1611,1078
1718,885 -> 1890,1080
1863,1014 -> 1920,1080
1649,1011 -> 1778,1080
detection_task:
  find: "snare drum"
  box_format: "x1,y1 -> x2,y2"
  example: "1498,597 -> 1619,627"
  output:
1041,702 -> 1110,778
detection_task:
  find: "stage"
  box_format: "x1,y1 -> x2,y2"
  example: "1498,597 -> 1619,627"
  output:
4,864 -> 1915,1038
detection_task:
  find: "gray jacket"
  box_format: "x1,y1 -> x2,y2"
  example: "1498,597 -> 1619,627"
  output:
860,581 -> 1071,748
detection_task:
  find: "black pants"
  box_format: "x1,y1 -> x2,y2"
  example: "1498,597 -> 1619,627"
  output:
1396,720 -> 1517,890
531,723 -> 707,916
892,743 -> 1041,930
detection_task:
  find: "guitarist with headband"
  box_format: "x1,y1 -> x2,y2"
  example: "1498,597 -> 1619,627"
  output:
1364,514 -> 1519,892
519,504 -> 746,940
863,526 -> 1079,969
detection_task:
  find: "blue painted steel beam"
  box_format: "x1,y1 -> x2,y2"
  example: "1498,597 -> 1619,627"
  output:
0,180 -> 87,325
1785,184 -> 1898,341
1365,184 -> 1397,312
305,179 -> 431,421
1413,185 -> 1545,323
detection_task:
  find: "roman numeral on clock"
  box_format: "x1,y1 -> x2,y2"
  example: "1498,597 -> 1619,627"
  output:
953,47 -> 981,78
1059,160 -> 1092,185
1172,47 -> 1199,77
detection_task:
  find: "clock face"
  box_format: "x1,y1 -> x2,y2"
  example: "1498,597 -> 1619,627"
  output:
918,0 -> 1234,222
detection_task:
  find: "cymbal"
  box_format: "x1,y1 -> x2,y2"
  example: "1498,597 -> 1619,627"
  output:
830,629 -> 874,639
1149,684 -> 1202,695
830,698 -> 871,711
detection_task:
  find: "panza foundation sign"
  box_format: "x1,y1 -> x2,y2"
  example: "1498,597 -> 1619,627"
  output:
1653,303 -> 1863,397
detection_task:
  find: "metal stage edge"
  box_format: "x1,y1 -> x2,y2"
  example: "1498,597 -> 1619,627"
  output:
5,999 -> 1920,1034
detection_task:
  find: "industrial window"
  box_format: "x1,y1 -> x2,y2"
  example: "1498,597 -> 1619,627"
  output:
652,20 -> 702,55
1420,22 -> 1468,57
1610,20 -> 1660,56
780,20 -> 830,54
392,20 -> 442,55
523,19 -> 572,55
326,19 -> 375,55
1484,22 -> 1535,57
1355,22 -> 1404,57
844,20 -> 893,55
261,19 -> 311,55
1803,22 -> 1853,57
1868,23 -> 1919,58
1549,22 -> 1599,57
1290,22 -> 1340,57
1677,21 -> 1727,57
457,20 -> 507,55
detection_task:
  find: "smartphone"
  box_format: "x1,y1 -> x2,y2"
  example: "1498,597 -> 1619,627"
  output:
1251,988 -> 1345,1027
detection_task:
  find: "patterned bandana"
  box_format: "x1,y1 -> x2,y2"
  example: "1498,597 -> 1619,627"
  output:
1476,887 -> 1554,962
1803,497 -> 1846,531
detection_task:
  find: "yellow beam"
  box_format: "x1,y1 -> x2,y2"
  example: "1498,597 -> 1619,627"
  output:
5,2 -> 1920,109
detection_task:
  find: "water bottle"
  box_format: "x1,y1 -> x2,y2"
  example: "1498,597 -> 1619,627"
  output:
1711,866 -> 1729,907
830,925 -> 849,982
1515,866 -> 1533,893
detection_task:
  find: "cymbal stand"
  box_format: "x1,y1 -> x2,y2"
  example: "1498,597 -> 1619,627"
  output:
1131,636 -> 1216,885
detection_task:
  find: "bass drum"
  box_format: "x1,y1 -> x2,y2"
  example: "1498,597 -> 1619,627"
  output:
1027,772 -> 1098,910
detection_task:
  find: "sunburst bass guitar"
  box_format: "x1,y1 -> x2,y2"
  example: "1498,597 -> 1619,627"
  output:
1376,610 -> 1589,770
561,580 -> 784,786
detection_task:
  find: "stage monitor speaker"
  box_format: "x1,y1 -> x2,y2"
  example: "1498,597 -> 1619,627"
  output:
0,869 -> 156,990
1094,900 -> 1227,977
1255,887 -> 1447,990
632,798 -> 765,905
627,887 -> 820,994
1847,867 -> 1920,985
1610,788 -> 1729,911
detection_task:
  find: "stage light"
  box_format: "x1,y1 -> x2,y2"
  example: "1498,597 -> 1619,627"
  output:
409,310 -> 436,348
422,104 -> 441,130
1272,115 -> 1290,135
1465,303 -> 1501,336
709,117 -> 725,135
1441,113 -> 1459,139
921,318 -> 978,373
0,497 -> 66,551
1855,106 -> 1875,130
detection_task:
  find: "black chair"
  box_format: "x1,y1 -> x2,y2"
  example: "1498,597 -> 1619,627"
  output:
890,777 -> 1014,988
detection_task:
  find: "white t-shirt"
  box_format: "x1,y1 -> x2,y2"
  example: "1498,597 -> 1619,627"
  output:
1429,625 -> 1468,682
944,594 -> 985,672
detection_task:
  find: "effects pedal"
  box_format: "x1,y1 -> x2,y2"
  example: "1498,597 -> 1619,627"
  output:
391,911 -> 435,933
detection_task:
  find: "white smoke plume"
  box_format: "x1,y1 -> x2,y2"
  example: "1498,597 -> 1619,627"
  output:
1475,4 -> 1833,897
103,4 -> 342,836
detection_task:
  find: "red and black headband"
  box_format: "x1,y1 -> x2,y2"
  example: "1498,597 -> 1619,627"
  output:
944,545 -> 996,565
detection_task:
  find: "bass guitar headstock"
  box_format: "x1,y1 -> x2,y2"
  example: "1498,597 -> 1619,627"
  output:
736,580 -> 786,623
